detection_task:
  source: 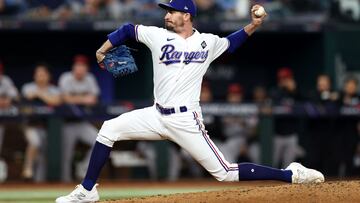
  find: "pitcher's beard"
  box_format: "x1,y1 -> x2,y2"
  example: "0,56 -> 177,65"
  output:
165,23 -> 175,32
165,22 -> 185,33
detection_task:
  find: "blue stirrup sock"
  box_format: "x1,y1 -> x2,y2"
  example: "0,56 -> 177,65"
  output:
238,163 -> 292,182
82,141 -> 112,191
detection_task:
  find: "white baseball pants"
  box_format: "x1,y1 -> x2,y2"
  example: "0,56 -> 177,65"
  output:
97,105 -> 239,181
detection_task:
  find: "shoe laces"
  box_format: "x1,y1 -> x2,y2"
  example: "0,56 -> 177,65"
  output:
69,185 -> 87,200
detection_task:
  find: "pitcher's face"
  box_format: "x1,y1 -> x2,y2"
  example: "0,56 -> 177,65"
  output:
164,10 -> 186,32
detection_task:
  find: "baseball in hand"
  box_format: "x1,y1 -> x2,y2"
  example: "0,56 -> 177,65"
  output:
254,6 -> 265,17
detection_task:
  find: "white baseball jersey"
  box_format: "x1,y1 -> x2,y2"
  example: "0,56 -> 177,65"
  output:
97,25 -> 239,182
135,25 -> 229,107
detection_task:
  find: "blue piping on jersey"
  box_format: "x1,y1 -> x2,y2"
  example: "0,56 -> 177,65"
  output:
108,23 -> 136,46
226,28 -> 249,53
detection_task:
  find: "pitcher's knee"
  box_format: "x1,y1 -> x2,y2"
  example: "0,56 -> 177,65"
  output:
96,120 -> 118,147
97,118 -> 131,147
213,170 -> 238,182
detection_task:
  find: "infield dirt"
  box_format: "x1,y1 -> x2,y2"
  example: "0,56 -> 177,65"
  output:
102,180 -> 360,203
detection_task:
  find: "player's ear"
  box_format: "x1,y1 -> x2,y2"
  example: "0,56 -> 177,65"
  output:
184,13 -> 191,22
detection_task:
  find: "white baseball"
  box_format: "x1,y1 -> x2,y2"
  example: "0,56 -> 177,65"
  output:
254,6 -> 265,17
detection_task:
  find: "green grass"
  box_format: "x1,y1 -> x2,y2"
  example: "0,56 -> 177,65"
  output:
0,187 -> 235,203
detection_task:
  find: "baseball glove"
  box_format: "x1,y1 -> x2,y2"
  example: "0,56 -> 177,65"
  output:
99,45 -> 138,77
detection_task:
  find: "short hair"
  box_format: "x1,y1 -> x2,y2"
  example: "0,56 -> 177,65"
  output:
35,62 -> 51,72
317,74 -> 330,81
73,54 -> 89,65
344,76 -> 358,85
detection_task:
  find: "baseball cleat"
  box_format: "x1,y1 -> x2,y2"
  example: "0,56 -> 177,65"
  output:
55,184 -> 99,203
285,162 -> 325,184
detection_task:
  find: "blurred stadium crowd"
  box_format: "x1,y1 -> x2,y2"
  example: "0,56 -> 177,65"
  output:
0,55 -> 359,183
0,0 -> 359,22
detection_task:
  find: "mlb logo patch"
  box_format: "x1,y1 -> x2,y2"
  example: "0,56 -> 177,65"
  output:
201,41 -> 207,49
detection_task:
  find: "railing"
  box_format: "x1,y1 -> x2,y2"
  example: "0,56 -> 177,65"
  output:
1,102 -> 358,180
0,102 -> 358,118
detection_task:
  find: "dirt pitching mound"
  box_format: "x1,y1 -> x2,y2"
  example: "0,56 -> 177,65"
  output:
102,180 -> 360,203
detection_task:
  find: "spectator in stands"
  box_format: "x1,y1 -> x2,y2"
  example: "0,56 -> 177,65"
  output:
53,0 -> 108,20
79,0 -> 107,18
219,83 -> 260,163
286,0 -> 328,13
105,0 -> 123,19
137,0 -> 162,18
200,80 -> 222,146
104,0 -> 161,20
25,0 -> 64,19
0,60 -> 19,174
0,0 -> 332,20
247,85 -> 272,164
337,77 -> 360,176
21,63 -> 61,182
58,55 -> 100,182
200,80 -> 213,103
0,0 -> 27,16
202,80 -> 223,129
226,83 -> 244,103
310,74 -> 338,102
270,67 -> 303,168
112,0 -> 160,19
253,85 -> 268,104
307,74 -> 339,176
217,0 -> 236,11
252,85 -> 271,114
339,77 -> 360,107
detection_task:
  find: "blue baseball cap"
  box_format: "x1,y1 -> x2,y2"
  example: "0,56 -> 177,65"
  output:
159,0 -> 197,17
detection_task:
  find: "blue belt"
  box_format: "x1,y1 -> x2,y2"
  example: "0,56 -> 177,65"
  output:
156,103 -> 187,115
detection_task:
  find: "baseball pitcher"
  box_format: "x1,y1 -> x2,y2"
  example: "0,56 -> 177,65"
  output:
56,1 -> 324,202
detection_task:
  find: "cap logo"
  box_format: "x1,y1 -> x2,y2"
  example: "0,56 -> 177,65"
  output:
184,6 -> 188,10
